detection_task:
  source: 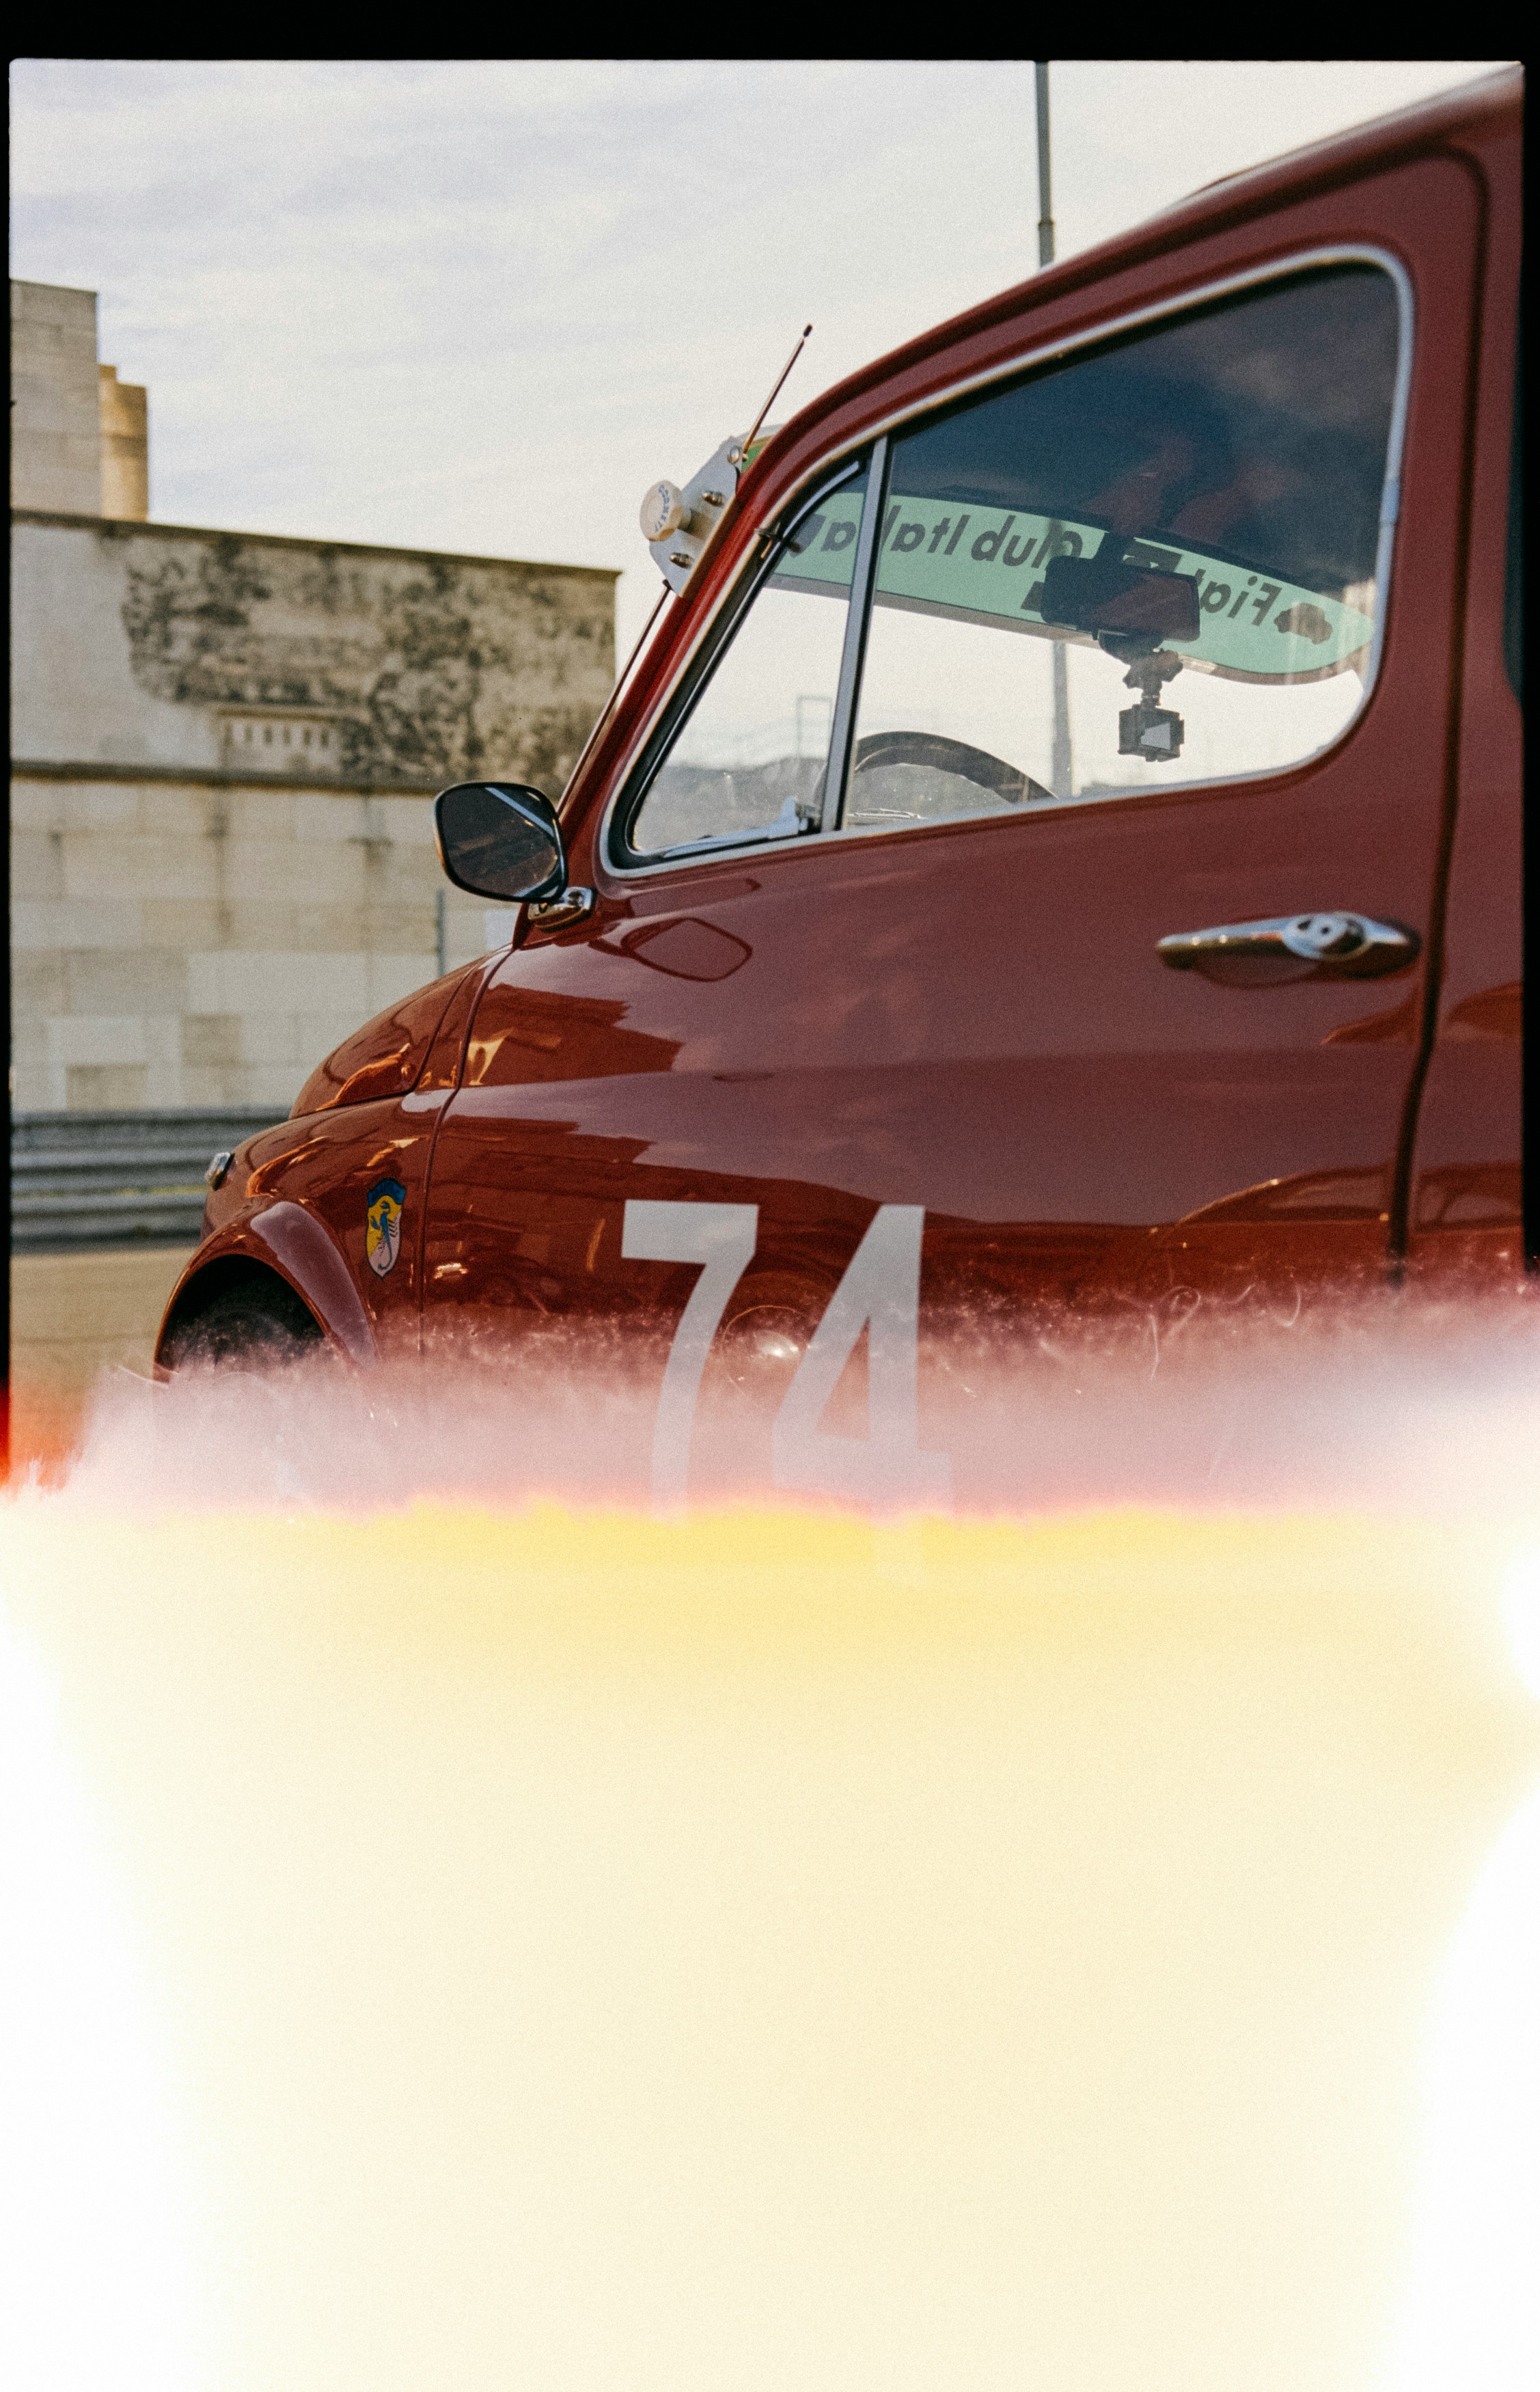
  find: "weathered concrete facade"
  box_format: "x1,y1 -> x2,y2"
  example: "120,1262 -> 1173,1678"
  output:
13,511 -> 614,794
12,515 -> 616,1111
10,279 -> 618,1115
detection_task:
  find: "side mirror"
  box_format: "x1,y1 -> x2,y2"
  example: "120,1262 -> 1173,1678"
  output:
433,782 -> 566,903
1041,549 -> 1200,647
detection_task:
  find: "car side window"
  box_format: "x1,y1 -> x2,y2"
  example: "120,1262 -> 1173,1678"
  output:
844,262 -> 1403,829
627,463 -> 871,859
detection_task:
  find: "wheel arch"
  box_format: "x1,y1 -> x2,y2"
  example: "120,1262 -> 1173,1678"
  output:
156,1254 -> 318,1363
155,1201 -> 378,1370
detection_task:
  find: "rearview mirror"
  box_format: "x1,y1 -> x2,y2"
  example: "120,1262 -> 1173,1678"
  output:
433,783 -> 566,903
1041,550 -> 1200,646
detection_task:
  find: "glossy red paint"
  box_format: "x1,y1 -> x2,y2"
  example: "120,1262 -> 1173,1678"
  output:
1401,84 -> 1525,1281
159,71 -> 1526,1392
290,965 -> 479,1116
173,959 -> 492,1358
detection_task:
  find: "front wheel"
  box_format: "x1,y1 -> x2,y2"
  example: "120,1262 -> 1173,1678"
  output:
161,1273 -> 325,1371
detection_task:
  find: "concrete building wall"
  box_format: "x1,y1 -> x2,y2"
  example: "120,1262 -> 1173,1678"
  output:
11,514 -> 616,1114
11,279 -> 149,521
99,365 -> 150,521
10,280 -> 105,516
11,276 -> 618,1119
12,513 -> 615,785
12,773 -> 491,1112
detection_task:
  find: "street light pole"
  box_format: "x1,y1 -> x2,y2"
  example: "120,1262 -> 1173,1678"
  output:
1034,60 -> 1056,269
1034,60 -> 1073,798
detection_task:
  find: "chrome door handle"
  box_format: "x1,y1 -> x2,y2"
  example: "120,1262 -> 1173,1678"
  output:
1157,912 -> 1419,981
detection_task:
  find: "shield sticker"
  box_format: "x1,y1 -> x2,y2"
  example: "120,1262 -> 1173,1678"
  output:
365,1177 -> 407,1279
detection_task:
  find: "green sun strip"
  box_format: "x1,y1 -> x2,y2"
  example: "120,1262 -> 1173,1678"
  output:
769,489 -> 1372,683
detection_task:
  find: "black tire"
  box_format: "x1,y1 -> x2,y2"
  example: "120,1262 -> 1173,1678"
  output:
162,1276 -> 325,1371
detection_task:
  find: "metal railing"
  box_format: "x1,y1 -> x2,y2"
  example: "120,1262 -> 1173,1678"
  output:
10,1109 -> 281,1253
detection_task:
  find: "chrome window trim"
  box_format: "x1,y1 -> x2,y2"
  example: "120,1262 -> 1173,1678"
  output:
599,243 -> 1414,880
608,456 -> 868,869
822,435 -> 890,832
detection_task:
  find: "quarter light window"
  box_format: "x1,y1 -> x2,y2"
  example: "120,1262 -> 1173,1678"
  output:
844,264 -> 1402,828
629,465 -> 870,858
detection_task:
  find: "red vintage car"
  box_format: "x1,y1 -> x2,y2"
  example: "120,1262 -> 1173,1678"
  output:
161,70 -> 1525,1506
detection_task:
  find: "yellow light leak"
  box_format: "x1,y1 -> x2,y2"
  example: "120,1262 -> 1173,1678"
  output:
3,1499 -> 1537,2392
0,1603 -> 191,2391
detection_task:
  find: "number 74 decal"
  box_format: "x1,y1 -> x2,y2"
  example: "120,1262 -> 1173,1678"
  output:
622,1200 -> 952,1514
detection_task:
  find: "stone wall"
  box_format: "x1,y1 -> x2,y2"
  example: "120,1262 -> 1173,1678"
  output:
98,365 -> 149,521
11,513 -> 617,1113
14,774 -> 477,1112
10,280 -> 109,517
13,513 -> 615,790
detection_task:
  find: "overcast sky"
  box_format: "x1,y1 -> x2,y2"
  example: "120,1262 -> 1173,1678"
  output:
10,57 -> 1512,650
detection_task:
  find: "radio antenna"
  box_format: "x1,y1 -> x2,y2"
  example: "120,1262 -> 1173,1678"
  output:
556,581 -> 674,805
739,323 -> 813,461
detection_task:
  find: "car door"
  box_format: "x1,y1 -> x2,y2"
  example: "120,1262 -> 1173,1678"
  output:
422,157 -> 1479,1499
420,459 -> 885,1383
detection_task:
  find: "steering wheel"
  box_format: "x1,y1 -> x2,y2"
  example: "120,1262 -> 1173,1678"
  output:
849,731 -> 1053,806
